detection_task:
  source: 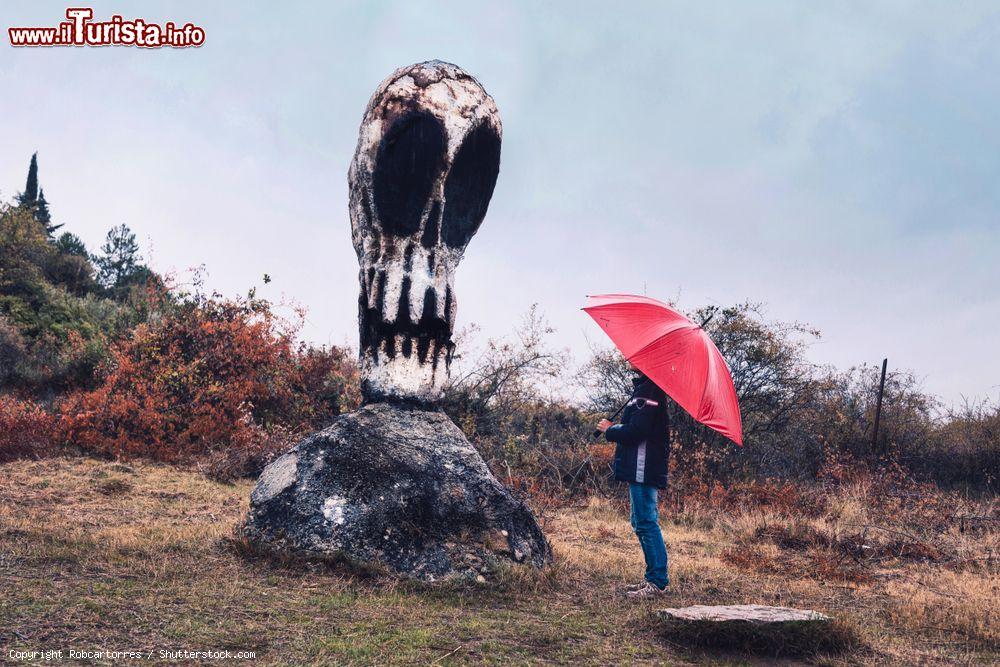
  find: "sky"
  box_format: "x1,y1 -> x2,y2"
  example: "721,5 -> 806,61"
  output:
2,1 -> 998,406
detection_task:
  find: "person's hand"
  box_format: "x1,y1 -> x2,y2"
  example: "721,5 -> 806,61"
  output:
596,418 -> 613,433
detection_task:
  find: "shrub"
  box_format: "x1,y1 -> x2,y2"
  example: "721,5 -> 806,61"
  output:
295,343 -> 362,421
57,292 -> 358,476
917,399 -> 999,491
1,204 -> 134,392
443,308 -> 605,497
443,306 -> 568,440
0,395 -> 56,462
43,250 -> 98,296
0,316 -> 28,385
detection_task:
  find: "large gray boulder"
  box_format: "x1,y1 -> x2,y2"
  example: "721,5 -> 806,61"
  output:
243,403 -> 550,580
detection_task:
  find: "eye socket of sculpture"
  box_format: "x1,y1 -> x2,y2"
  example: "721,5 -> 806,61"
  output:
441,123 -> 501,248
373,111 -> 446,237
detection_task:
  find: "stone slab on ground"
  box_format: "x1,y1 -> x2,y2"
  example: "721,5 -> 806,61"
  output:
658,604 -> 830,624
656,605 -> 852,657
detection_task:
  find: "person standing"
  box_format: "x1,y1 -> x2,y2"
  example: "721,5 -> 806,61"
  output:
596,364 -> 670,598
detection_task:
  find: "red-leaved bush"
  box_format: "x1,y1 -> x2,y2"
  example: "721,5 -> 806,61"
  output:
0,395 -> 56,462
57,294 -> 358,477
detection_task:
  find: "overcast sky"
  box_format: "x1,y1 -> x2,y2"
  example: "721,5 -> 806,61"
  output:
2,1 -> 998,405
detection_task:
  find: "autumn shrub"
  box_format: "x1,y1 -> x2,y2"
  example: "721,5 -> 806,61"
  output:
0,395 -> 56,462
660,439 -> 828,518
57,292 -> 358,475
295,343 -> 362,419
915,399 -> 999,491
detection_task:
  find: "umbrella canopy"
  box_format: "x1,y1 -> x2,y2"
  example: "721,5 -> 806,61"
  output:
583,294 -> 743,446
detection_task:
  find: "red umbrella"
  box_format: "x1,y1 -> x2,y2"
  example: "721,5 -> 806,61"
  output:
583,294 -> 743,446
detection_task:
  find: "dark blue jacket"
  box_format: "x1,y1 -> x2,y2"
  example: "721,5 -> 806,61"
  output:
605,376 -> 670,488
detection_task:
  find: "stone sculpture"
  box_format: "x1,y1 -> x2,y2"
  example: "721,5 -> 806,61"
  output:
243,61 -> 550,580
349,60 -> 502,404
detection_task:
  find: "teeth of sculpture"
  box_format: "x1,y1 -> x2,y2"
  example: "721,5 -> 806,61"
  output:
406,276 -> 428,327
349,60 -> 502,404
379,263 -> 406,323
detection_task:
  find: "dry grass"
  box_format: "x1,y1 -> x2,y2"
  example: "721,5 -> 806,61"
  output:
1,457 -> 996,665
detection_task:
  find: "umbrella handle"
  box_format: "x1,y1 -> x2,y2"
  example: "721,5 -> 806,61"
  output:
592,400 -> 629,439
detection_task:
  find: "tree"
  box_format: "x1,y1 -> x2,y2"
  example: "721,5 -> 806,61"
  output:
54,232 -> 89,258
16,153 -> 39,207
35,189 -> 61,235
95,224 -> 142,290
0,203 -> 49,298
0,316 -> 28,385
45,231 -> 98,296
579,344 -> 634,414
446,305 -> 567,428
15,154 -> 61,236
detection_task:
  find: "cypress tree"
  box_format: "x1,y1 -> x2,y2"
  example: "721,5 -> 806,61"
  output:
35,189 -> 50,223
35,189 -> 61,235
15,155 -> 61,236
16,153 -> 39,207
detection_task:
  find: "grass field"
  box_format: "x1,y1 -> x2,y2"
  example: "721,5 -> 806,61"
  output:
2,457 -> 996,665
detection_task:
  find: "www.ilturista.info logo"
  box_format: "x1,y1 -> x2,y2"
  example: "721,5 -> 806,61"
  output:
9,8 -> 205,48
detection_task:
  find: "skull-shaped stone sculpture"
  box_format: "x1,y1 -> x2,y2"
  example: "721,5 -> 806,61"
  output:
349,60 -> 502,404
245,62 -> 550,579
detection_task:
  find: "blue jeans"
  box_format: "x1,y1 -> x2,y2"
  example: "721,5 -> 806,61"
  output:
629,482 -> 668,589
